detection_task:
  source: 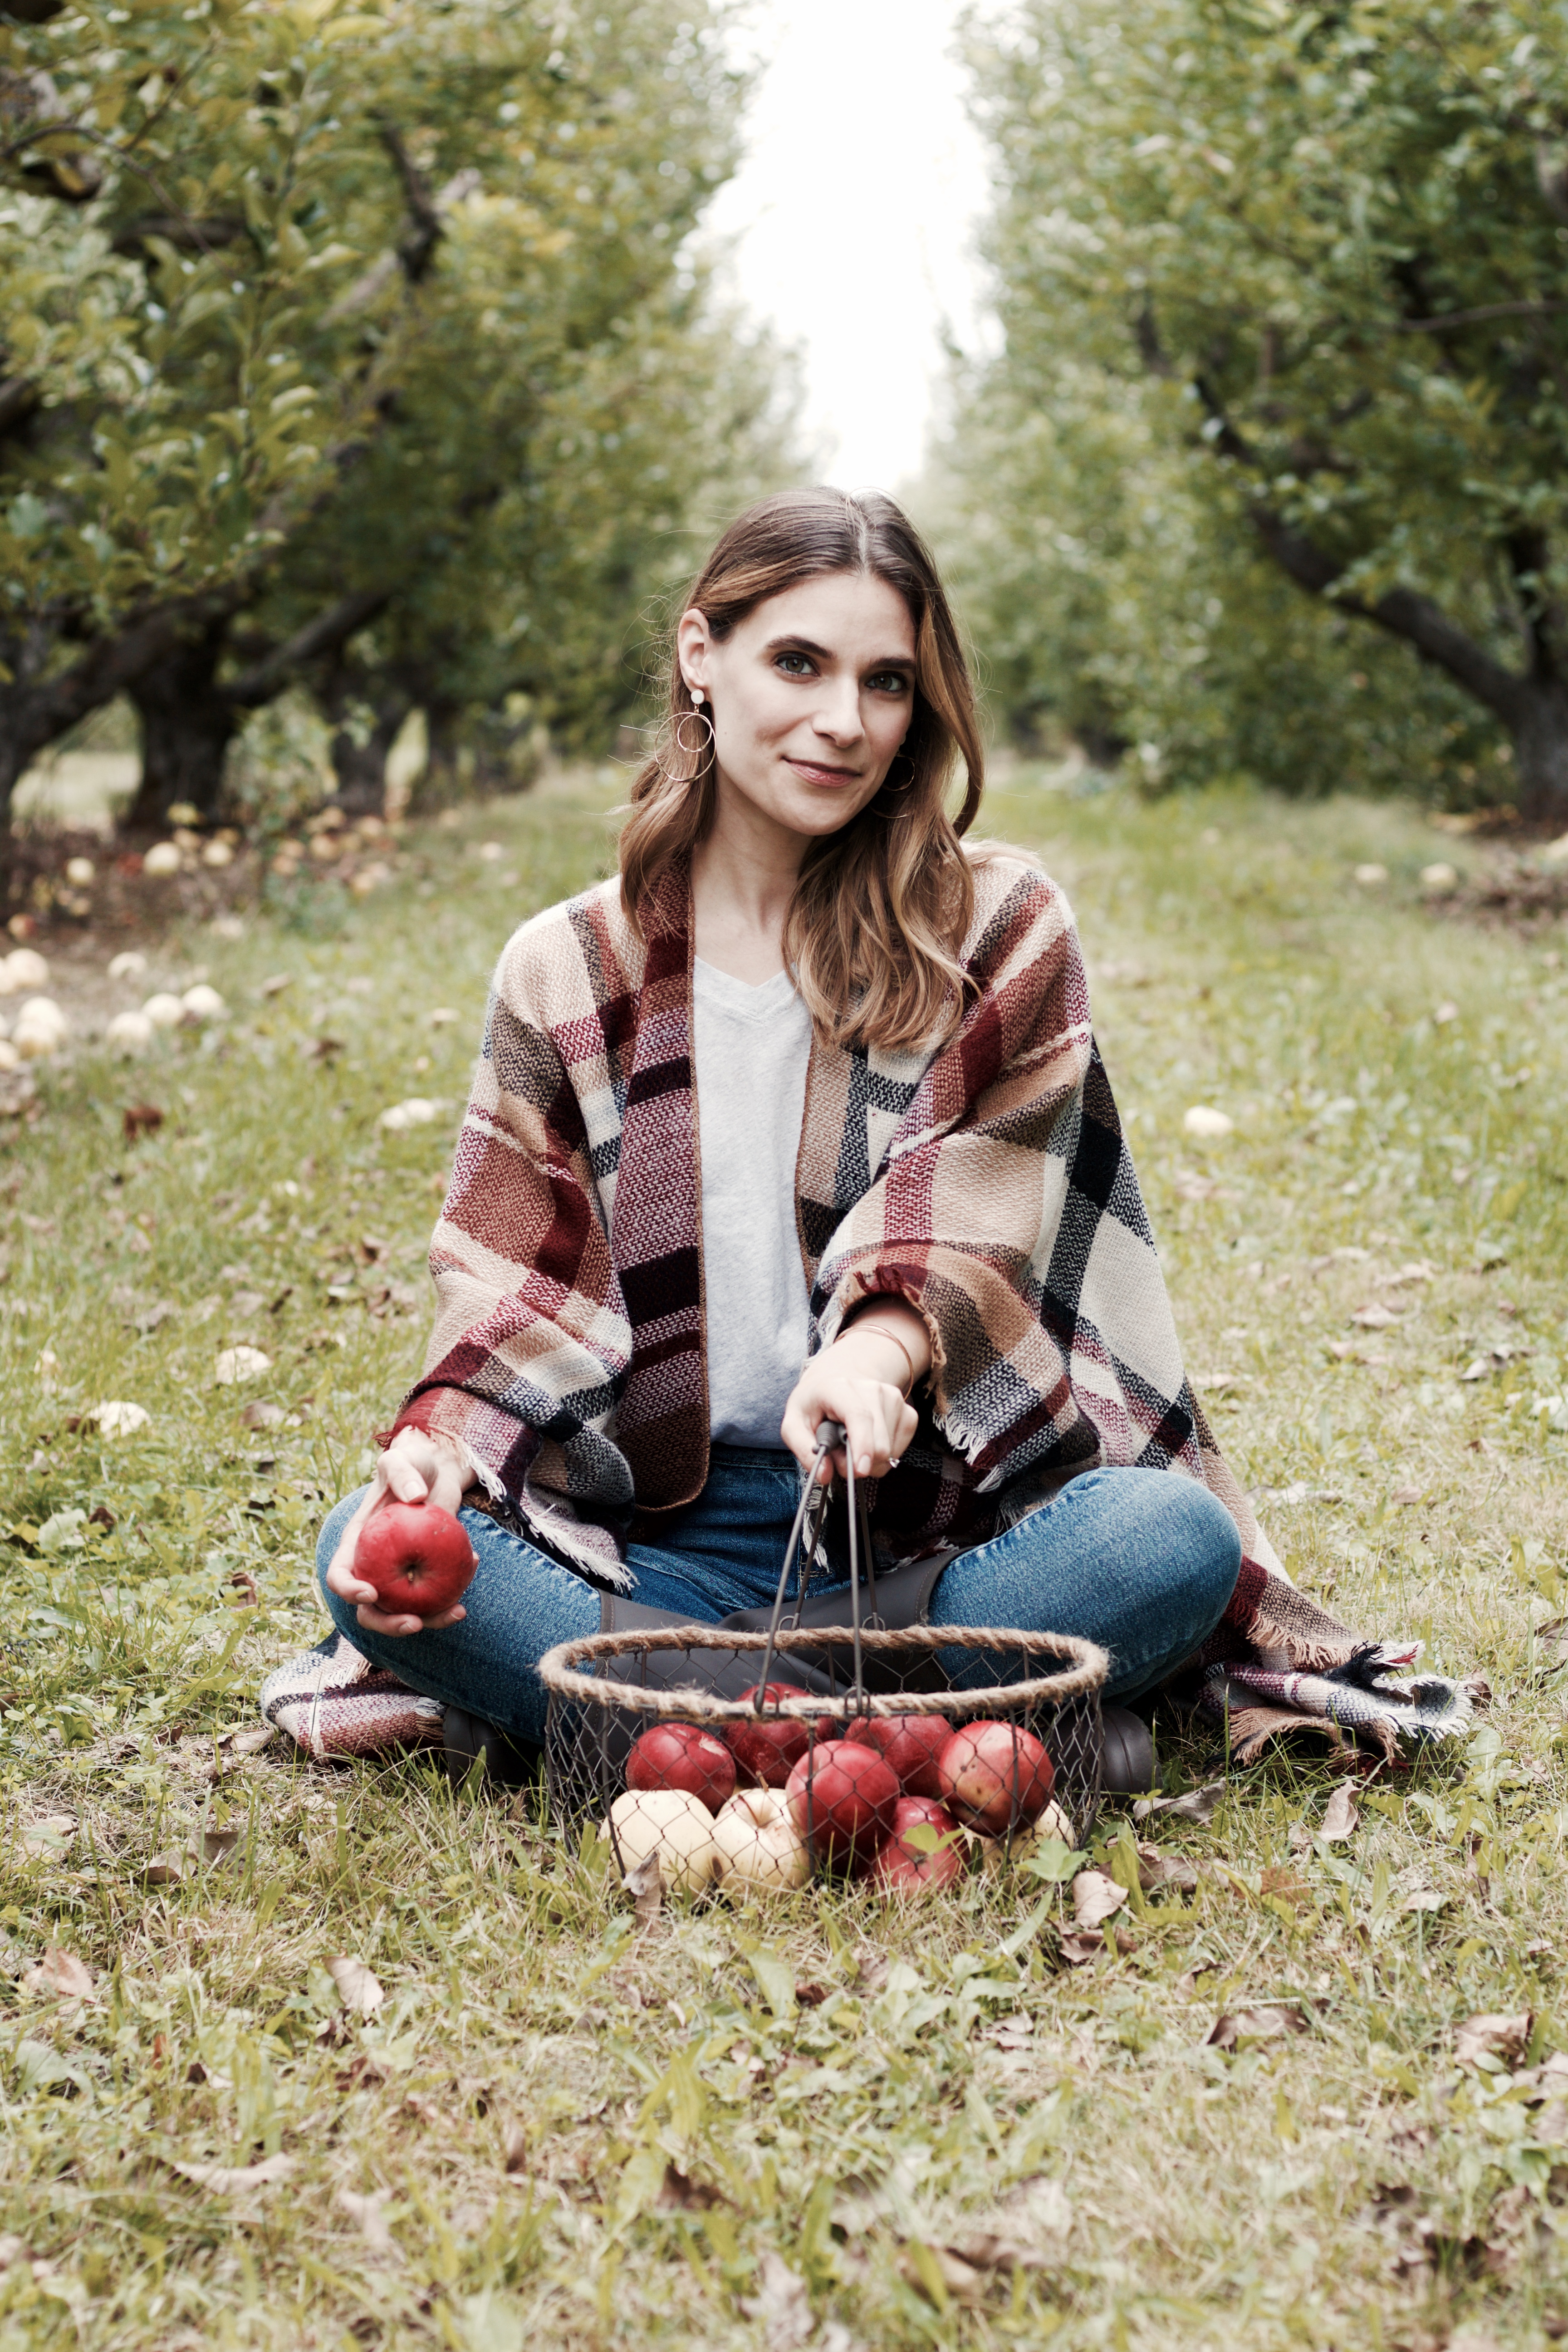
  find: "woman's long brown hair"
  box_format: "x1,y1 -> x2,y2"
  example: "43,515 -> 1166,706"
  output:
618,486 -> 985,1056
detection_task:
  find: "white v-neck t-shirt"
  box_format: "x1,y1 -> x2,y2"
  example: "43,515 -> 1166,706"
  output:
691,956 -> 813,1448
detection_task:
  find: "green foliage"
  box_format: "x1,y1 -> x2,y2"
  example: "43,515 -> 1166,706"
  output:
0,0 -> 800,805
938,0 -> 1568,803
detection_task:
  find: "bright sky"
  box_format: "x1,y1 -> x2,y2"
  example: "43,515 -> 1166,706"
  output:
705,0 -> 995,495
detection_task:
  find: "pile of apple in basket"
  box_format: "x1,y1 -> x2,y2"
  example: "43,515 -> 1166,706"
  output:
596,1690 -> 1080,1900
354,1438 -> 1104,1903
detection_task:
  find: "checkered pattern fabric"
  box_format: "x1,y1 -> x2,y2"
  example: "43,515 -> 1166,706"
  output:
385,849 -> 1473,1751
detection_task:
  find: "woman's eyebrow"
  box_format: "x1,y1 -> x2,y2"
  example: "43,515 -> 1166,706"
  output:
762,634 -> 914,669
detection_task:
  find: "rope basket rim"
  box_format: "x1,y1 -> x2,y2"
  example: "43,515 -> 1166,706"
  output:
536,1621 -> 1109,1722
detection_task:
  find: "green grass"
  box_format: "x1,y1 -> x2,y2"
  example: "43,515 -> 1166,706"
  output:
4,770 -> 1568,2350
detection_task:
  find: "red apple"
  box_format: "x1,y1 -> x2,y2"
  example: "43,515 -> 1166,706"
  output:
727,1685 -> 814,1787
844,1713 -> 954,1799
785,1740 -> 899,1871
355,1500 -> 476,1617
626,1722 -> 736,1814
937,1720 -> 1055,1835
871,1796 -> 965,1893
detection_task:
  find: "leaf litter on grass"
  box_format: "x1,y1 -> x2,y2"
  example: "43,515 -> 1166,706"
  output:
5,776 -> 1568,2347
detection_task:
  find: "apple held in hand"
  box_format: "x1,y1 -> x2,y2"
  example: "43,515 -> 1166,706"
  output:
711,1788 -> 812,1893
871,1795 -> 965,1894
627,1722 -> 736,1814
937,1719 -> 1055,1835
844,1712 -> 954,1799
726,1684 -> 813,1787
786,1739 -> 899,1872
355,1500 -> 476,1617
606,1788 -> 720,1894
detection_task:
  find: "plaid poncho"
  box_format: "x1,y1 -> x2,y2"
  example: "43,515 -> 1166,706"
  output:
392,850 -> 1474,1759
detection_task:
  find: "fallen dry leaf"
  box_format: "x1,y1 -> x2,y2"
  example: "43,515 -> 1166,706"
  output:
1135,1842 -> 1200,1893
221,1724 -> 275,1758
1320,1783 -> 1360,1841
1531,1618 -> 1568,1677
656,2163 -> 729,2211
171,2153 -> 296,2195
902,2243 -> 989,2308
502,2122 -> 528,2174
144,1824 -> 241,1883
1456,2012 -> 1532,2070
1133,1781 -> 1223,1826
17,1814 -> 76,1858
333,2051 -> 392,2094
336,2187 -> 397,2259
1352,1302 -> 1400,1328
1207,2004 -> 1306,2051
1390,1485 -> 1426,1507
946,2228 -> 1046,2272
1056,1932 -> 1104,1967
25,1946 -> 93,1999
327,1956 -> 384,2015
949,2173 -> 1073,2268
625,1849 -> 663,1933
1072,1870 -> 1127,1928
738,2249 -> 814,2352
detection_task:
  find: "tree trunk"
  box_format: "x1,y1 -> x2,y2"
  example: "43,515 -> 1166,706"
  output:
0,728 -> 31,886
329,706 -> 406,817
323,684 -> 412,818
1509,678 -> 1568,821
409,692 -> 468,810
124,619 -> 239,830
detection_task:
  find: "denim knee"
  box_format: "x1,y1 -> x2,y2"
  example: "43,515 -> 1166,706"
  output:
1162,1476 -> 1243,1634
316,1488 -> 369,1583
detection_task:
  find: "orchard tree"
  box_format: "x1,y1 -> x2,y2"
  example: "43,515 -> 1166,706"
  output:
922,349 -> 1492,799
231,274 -> 802,818
0,0 -> 772,833
961,0 -> 1568,813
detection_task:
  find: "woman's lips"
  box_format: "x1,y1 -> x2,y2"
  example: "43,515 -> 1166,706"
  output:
786,757 -> 862,788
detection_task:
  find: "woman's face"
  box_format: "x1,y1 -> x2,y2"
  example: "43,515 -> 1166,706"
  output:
677,570 -> 916,845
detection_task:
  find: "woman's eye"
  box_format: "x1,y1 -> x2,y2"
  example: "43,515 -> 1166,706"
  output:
775,651 -> 815,676
867,671 -> 911,696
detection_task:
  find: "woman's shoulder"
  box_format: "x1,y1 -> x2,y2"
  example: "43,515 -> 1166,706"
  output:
959,839 -> 1078,955
492,877 -> 641,1013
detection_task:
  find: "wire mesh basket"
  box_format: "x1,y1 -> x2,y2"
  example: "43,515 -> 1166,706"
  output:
537,1426 -> 1109,1899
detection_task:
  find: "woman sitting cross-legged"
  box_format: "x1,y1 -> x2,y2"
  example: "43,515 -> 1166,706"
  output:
265,488 -> 1474,1777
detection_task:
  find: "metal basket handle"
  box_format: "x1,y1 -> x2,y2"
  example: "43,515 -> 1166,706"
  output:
755,1420 -> 880,1718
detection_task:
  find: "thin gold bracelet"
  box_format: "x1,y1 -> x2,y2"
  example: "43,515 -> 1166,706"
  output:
841,1320 -> 918,1397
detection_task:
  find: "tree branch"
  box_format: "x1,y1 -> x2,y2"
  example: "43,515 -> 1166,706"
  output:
110,212 -> 247,258
1250,508 -> 1527,720
1392,299 -> 1568,332
1180,366 -> 1529,720
375,119 -> 443,284
0,377 -> 38,437
227,588 -> 391,706
2,585 -> 249,774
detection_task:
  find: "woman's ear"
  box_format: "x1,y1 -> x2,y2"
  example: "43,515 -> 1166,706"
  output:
676,606 -> 712,699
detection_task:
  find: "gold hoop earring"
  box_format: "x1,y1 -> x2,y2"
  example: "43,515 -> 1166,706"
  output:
673,707 -> 715,760
653,701 -> 715,790
883,748 -> 916,793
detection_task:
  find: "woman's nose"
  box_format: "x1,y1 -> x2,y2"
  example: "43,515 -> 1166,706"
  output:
813,679 -> 864,744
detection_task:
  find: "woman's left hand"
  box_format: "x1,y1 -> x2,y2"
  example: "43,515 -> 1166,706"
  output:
780,1312 -> 926,1485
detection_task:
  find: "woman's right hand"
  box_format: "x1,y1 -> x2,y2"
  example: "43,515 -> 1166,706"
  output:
326,1427 -> 472,1637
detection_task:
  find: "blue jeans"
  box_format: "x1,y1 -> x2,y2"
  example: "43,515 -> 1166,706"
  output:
316,1448 -> 1240,1745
